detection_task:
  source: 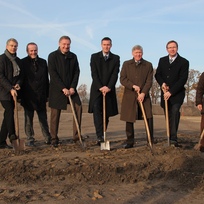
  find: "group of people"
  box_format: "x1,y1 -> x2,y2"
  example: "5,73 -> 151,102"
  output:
1,35 -> 203,150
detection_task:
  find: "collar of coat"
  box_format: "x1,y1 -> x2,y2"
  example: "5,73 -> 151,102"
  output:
99,51 -> 113,59
57,48 -> 73,59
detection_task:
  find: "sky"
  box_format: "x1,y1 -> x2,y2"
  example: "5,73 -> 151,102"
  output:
0,0 -> 204,90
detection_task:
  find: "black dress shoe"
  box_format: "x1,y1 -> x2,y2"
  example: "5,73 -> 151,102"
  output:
27,141 -> 36,147
9,134 -> 17,143
52,141 -> 59,148
0,143 -> 13,149
45,139 -> 51,145
97,137 -> 104,145
124,144 -> 134,149
170,140 -> 182,148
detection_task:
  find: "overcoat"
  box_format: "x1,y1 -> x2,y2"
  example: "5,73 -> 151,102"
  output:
155,54 -> 189,108
88,51 -> 120,117
0,53 -> 23,101
48,49 -> 81,110
195,72 -> 204,114
20,56 -> 49,111
120,58 -> 153,122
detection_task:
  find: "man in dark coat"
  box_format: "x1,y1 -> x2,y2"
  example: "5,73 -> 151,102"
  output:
120,45 -> 153,149
21,42 -> 51,146
88,37 -> 120,144
0,38 -> 23,149
48,36 -> 82,148
155,40 -> 189,147
195,72 -> 204,151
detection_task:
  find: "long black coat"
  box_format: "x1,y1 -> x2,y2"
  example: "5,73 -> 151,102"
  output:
88,51 -> 120,117
48,49 -> 81,110
0,53 -> 23,101
20,56 -> 49,111
155,54 -> 189,108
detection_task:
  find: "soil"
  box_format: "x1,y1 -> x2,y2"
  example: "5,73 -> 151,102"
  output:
0,110 -> 203,204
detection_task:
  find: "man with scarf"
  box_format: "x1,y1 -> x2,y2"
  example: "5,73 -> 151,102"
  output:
21,42 -> 51,147
0,38 -> 23,149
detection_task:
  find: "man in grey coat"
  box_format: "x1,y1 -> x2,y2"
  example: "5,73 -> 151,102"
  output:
120,45 -> 153,149
88,37 -> 120,144
48,36 -> 82,148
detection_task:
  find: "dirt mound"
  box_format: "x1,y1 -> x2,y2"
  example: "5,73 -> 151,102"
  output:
0,137 -> 203,204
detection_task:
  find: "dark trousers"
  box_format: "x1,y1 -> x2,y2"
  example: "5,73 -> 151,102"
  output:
92,96 -> 109,139
50,102 -> 82,142
126,117 -> 154,145
165,103 -> 181,141
24,108 -> 51,142
0,100 -> 15,144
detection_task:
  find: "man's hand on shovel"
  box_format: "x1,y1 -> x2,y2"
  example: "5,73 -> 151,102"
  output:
99,86 -> 110,96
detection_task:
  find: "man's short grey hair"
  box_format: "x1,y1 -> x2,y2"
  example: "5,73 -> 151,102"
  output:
132,45 -> 143,52
6,38 -> 18,45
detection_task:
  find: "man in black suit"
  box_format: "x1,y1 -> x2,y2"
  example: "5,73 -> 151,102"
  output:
21,42 -> 51,147
155,40 -> 189,147
88,37 -> 120,144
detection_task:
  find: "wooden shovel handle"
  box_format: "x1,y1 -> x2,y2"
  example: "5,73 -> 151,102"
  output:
13,95 -> 19,137
68,95 -> 83,146
137,91 -> 153,149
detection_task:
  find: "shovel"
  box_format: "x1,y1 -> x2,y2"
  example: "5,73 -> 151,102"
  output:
12,95 -> 25,151
194,128 -> 204,152
68,95 -> 85,148
101,94 -> 110,150
138,99 -> 153,150
164,99 -> 170,146
162,88 -> 170,146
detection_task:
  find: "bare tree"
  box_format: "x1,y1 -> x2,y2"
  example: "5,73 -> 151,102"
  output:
185,69 -> 201,105
150,68 -> 160,104
77,84 -> 88,103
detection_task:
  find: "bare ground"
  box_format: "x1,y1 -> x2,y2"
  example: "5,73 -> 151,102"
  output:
0,110 -> 203,204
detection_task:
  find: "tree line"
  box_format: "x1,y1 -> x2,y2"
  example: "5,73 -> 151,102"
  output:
78,69 -> 202,105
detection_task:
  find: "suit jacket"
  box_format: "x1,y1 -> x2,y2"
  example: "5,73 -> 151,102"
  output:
48,49 -> 81,110
0,53 -> 23,101
20,56 -> 49,111
88,51 -> 120,117
155,54 -> 189,108
120,58 -> 153,122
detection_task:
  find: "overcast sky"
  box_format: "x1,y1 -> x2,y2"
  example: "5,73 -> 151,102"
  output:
0,0 -> 204,89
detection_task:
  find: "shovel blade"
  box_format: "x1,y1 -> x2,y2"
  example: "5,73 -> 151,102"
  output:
100,141 -> 110,150
12,139 -> 25,151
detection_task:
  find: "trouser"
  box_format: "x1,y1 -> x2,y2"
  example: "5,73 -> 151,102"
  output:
0,100 -> 15,144
92,96 -> 109,139
24,108 -> 51,142
50,102 -> 82,142
165,103 -> 181,142
125,117 -> 154,145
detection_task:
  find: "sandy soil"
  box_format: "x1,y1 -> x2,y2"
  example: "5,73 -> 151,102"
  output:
0,108 -> 203,204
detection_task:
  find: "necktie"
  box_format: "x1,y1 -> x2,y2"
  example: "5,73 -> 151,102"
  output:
104,55 -> 108,61
136,61 -> 140,66
169,58 -> 173,64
